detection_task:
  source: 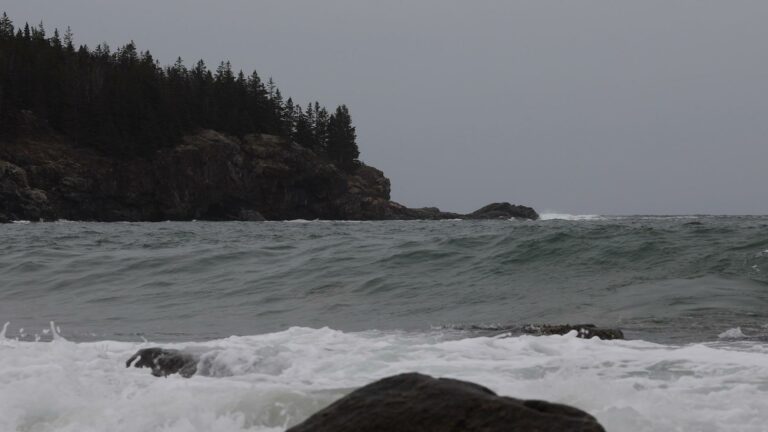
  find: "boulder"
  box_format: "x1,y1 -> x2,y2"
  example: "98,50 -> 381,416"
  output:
126,347 -> 198,378
466,202 -> 539,220
287,373 -> 604,432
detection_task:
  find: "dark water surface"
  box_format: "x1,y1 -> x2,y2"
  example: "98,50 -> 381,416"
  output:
2,216 -> 767,343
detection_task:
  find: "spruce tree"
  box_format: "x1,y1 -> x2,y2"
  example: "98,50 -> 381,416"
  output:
63,26 -> 74,51
327,105 -> 359,171
314,105 -> 330,153
50,28 -> 61,49
0,12 -> 363,162
0,13 -> 13,38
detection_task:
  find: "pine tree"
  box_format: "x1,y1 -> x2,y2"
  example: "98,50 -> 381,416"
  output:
0,12 -> 364,161
327,105 -> 359,171
63,26 -> 74,51
272,88 -> 284,114
50,28 -> 61,49
292,105 -> 314,149
283,97 -> 296,134
0,13 -> 13,38
314,105 -> 330,153
266,77 -> 275,99
34,21 -> 45,40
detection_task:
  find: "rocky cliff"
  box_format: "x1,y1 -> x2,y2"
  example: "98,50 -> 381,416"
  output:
0,129 -> 538,222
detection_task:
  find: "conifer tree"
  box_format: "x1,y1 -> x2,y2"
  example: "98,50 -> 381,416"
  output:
314,105 -> 330,153
50,28 -> 61,49
292,104 -> 314,149
283,97 -> 296,134
34,21 -> 45,40
0,12 -> 362,160
63,26 -> 74,51
0,13 -> 13,38
327,105 -> 359,171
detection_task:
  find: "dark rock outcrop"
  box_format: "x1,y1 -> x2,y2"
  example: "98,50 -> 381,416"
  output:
0,159 -> 53,221
453,323 -> 624,340
126,347 -> 198,378
0,130 -> 538,222
287,373 -> 605,432
466,202 -> 540,220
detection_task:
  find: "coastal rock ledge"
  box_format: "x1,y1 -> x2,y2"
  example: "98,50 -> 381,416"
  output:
287,373 -> 605,432
0,129 -> 538,222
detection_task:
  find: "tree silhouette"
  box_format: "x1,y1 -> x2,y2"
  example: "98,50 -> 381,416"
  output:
0,12 -> 361,169
327,105 -> 359,171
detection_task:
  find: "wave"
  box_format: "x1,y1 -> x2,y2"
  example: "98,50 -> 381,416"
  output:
2,217 -> 768,345
2,326 -> 768,431
539,212 -> 604,221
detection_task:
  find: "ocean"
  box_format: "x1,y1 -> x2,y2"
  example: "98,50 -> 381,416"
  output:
1,215 -> 768,431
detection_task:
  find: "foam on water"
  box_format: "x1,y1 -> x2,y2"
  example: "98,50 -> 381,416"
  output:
719,327 -> 748,339
2,326 -> 768,432
539,212 -> 604,221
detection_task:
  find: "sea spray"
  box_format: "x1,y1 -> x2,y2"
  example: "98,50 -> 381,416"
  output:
1,327 -> 768,431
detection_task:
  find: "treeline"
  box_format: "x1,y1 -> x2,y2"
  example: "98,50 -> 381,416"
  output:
0,13 -> 359,169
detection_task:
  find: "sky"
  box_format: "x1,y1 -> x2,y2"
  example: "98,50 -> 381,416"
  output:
4,1 -> 768,215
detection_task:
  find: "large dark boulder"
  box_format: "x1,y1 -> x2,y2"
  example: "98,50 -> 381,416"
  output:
126,347 -> 198,378
466,202 -> 539,220
287,373 -> 605,432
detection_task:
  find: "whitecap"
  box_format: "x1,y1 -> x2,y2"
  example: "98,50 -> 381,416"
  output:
2,327 -> 768,431
718,327 -> 747,339
539,212 -> 604,221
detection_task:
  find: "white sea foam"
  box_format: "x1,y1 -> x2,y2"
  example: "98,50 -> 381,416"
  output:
718,327 -> 747,339
539,212 -> 604,221
2,327 -> 768,431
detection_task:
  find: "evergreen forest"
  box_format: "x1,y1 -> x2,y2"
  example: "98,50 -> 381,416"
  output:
0,13 -> 360,170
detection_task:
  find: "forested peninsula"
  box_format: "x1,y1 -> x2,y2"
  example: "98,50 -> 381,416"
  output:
0,14 -> 538,222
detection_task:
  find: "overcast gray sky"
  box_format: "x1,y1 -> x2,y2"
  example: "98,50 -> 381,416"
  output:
5,1 -> 768,214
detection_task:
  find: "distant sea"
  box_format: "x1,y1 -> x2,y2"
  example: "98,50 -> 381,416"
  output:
2,215 -> 768,431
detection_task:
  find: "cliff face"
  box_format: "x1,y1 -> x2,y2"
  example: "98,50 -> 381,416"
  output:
0,130 -> 538,222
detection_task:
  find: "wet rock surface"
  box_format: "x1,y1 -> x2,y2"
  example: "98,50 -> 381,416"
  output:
521,324 -> 625,340
287,372 -> 605,432
452,323 -> 625,340
126,347 -> 198,378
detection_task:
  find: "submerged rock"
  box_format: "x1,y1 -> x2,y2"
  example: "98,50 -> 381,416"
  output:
287,372 -> 605,432
126,347 -> 198,378
522,324 -> 624,340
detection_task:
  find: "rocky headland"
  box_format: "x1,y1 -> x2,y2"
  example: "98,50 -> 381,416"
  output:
0,128 -> 538,223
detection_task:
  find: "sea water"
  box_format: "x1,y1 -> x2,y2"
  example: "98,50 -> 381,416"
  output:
2,216 -> 768,431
